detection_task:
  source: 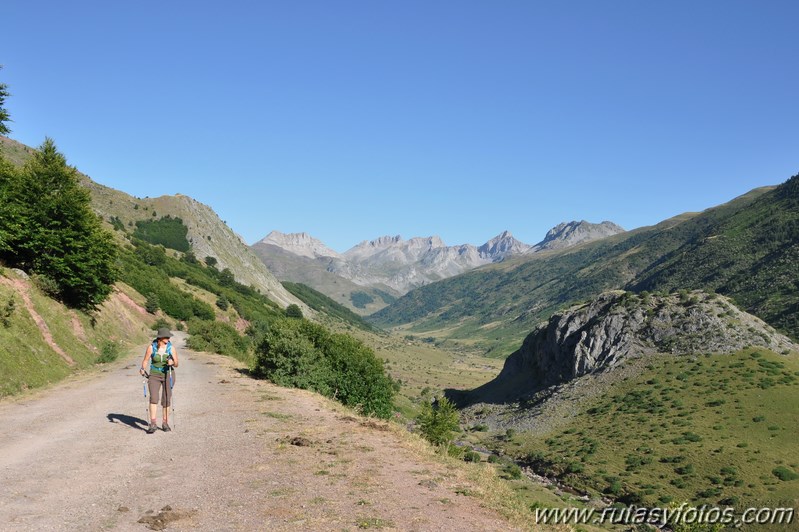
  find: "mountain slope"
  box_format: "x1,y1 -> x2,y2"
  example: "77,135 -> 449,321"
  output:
372,184 -> 783,355
1,136 -> 300,309
250,240 -> 395,314
632,173 -> 799,338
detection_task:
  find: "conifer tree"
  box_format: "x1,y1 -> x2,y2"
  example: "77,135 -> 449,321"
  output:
0,139 -> 117,309
0,66 -> 10,135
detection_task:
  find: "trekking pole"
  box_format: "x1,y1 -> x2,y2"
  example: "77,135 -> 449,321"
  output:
142,371 -> 150,427
168,366 -> 175,430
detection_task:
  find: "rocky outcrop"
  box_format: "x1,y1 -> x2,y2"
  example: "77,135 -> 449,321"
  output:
469,290 -> 795,403
478,231 -> 532,260
532,221 -> 625,252
258,231 -> 341,260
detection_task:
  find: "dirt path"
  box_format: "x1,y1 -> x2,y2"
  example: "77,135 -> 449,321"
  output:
0,333 -> 520,531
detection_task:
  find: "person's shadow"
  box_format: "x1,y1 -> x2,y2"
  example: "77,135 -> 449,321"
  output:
107,413 -> 148,431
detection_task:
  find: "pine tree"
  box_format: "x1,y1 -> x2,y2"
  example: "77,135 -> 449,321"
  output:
0,65 -> 11,135
0,139 -> 117,309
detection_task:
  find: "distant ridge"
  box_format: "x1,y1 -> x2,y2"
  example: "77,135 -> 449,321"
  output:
259,231 -> 341,259
252,222 -> 624,299
532,220 -> 625,251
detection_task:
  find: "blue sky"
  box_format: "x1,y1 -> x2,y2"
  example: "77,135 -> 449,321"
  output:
3,1 -> 798,252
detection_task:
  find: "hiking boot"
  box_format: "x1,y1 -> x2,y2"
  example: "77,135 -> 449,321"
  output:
146,423 -> 158,434
162,423 -> 171,432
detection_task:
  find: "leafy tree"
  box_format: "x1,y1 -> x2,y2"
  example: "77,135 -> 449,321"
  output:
218,267 -> 235,287
0,139 -> 116,309
285,303 -> 303,319
416,397 -> 460,447
205,256 -> 217,269
0,66 -> 11,135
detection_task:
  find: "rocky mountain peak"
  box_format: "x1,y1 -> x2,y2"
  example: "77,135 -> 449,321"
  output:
258,231 -> 340,259
534,220 -> 625,251
478,230 -> 532,260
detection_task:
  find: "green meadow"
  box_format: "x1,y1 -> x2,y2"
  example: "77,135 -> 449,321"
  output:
489,349 -> 799,512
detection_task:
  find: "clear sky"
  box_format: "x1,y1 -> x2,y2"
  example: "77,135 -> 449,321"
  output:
3,1 -> 797,252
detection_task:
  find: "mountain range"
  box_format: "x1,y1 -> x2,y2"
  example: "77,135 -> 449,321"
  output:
372,174 -> 799,356
252,221 -> 624,313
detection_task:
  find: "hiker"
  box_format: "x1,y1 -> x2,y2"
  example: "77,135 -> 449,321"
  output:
140,327 -> 179,433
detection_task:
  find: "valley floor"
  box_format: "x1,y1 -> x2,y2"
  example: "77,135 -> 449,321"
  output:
0,333 -> 519,531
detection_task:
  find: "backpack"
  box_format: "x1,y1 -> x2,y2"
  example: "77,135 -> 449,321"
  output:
150,340 -> 174,370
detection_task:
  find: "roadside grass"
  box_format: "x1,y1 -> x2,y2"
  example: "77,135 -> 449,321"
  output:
0,270 -> 151,398
498,349 -> 799,512
0,280 -> 72,395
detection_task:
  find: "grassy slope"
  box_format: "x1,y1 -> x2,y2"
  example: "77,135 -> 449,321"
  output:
633,173 -> 799,339
251,242 -> 396,315
372,185 -> 789,356
494,349 -> 799,511
0,269 -> 152,397
280,281 -> 380,332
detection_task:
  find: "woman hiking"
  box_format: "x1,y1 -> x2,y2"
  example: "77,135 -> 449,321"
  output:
140,327 -> 179,434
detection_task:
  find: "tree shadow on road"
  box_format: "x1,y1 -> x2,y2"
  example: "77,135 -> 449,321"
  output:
107,413 -> 148,431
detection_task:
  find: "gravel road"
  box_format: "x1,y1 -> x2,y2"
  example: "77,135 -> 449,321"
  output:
0,333 -> 519,531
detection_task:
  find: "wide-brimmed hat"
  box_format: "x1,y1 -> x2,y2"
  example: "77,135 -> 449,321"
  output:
156,327 -> 173,339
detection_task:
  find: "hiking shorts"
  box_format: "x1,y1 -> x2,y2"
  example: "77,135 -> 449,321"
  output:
148,371 -> 175,407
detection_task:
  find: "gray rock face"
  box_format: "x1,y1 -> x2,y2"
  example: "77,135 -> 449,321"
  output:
258,231 -> 341,259
472,290 -> 795,403
253,222 -> 624,296
532,221 -> 625,252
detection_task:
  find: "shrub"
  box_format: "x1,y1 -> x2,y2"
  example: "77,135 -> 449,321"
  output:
463,451 -> 481,463
505,463 -> 522,480
1,296 -> 15,327
251,318 -> 395,418
145,293 -> 160,314
417,397 -> 460,446
187,319 -> 251,361
96,341 -> 121,364
285,304 -> 303,319
216,295 -> 229,311
772,466 -> 799,481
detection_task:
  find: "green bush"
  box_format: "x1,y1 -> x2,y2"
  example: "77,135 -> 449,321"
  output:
416,396 -> 460,446
145,293 -> 160,314
186,319 -> 251,362
96,341 -> 121,364
505,463 -> 523,480
285,304 -> 303,319
772,466 -> 799,481
251,318 -> 395,418
463,450 -> 481,462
